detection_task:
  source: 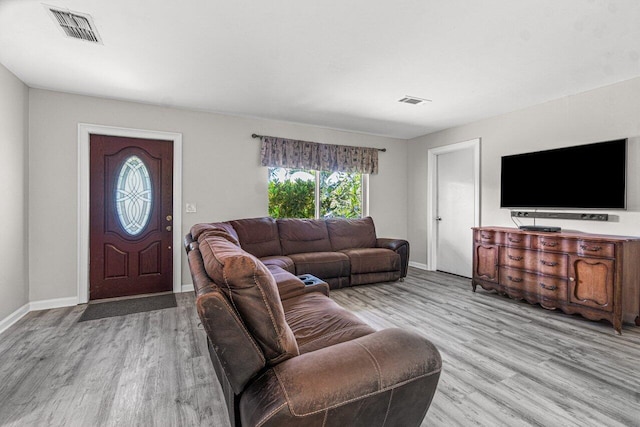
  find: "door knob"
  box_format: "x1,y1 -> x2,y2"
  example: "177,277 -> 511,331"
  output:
166,226 -> 172,231
166,215 -> 173,222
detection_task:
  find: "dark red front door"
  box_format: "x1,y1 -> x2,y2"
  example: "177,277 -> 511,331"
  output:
89,134 -> 173,300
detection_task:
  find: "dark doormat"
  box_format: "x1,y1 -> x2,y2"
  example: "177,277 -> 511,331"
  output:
79,293 -> 177,322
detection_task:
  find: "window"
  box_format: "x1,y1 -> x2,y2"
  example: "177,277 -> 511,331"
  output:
115,155 -> 153,235
268,167 -> 366,219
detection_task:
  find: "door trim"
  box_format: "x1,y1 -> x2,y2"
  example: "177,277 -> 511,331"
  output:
78,124 -> 183,304
426,138 -> 480,271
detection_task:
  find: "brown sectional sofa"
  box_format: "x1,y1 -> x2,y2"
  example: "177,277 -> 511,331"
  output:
185,217 -> 441,427
190,216 -> 409,289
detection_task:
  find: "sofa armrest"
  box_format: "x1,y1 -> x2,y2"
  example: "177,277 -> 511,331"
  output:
240,328 -> 441,427
299,281 -> 330,297
184,233 -> 196,254
376,238 -> 410,277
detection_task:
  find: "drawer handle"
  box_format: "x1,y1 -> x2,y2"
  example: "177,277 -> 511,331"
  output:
541,241 -> 558,247
481,234 -> 492,239
539,282 -> 558,291
508,255 -> 523,261
508,237 -> 522,243
580,244 -> 602,252
540,260 -> 559,267
507,275 -> 523,283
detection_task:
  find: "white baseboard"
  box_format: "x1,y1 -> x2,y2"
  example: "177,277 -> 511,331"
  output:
29,296 -> 79,312
0,303 -> 30,335
409,261 -> 429,270
0,296 -> 78,336
0,286 -> 196,337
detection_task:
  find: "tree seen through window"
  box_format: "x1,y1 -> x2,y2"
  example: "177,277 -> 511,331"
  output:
268,168 -> 362,219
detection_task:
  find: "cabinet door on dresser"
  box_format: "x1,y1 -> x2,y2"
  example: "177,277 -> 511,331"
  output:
568,256 -> 615,312
473,243 -> 499,282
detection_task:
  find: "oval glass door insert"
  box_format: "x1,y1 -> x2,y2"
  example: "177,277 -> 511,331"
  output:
115,155 -> 153,235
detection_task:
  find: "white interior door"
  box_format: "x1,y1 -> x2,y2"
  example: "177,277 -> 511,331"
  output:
435,147 -> 475,277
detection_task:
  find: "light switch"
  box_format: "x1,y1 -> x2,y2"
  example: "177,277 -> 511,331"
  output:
185,203 -> 197,213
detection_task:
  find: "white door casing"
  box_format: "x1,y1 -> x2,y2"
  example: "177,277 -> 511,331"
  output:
78,124 -> 183,304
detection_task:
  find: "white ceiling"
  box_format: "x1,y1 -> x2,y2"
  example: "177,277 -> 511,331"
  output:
1,0 -> 640,139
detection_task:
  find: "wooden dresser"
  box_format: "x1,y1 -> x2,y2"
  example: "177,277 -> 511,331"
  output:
472,227 -> 640,333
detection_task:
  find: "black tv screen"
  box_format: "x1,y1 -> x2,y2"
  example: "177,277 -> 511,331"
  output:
500,139 -> 627,209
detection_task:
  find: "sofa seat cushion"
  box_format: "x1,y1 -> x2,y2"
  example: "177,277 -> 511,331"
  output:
277,218 -> 332,255
288,251 -> 350,279
260,255 -> 295,273
340,248 -> 400,274
199,234 -> 299,365
282,293 -> 375,354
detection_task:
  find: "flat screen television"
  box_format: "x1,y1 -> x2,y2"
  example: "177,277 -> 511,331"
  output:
500,139 -> 627,209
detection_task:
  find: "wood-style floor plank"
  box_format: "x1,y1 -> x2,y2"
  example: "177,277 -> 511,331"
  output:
331,268 -> 640,427
1,268 -> 639,426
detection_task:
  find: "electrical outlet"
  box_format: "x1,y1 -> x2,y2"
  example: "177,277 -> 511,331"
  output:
185,203 -> 197,213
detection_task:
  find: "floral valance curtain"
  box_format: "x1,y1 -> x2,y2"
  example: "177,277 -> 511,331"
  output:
259,136 -> 379,174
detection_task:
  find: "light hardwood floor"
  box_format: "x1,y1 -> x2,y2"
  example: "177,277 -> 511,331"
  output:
1,268 -> 639,426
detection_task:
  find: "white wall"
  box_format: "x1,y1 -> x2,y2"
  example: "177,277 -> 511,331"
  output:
0,63 -> 29,320
408,76 -> 640,266
28,89 -> 408,301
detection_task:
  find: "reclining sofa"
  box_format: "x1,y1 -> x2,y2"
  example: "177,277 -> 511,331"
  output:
185,217 -> 441,426
189,216 -> 409,289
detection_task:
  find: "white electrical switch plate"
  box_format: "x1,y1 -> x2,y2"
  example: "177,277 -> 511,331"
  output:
185,203 -> 197,213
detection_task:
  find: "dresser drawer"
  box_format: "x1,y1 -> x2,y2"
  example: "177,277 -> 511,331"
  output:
575,240 -> 615,258
500,248 -> 567,278
500,247 -> 528,269
475,229 -> 500,244
504,232 -> 531,248
500,267 -> 567,300
533,236 -> 615,258
532,236 -> 566,252
535,252 -> 568,278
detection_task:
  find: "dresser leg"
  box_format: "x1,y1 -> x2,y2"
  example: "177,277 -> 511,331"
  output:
613,319 -> 622,335
472,281 -> 477,292
635,316 -> 640,326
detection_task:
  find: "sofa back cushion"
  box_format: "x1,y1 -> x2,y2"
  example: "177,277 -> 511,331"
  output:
198,234 -> 299,365
327,217 -> 377,251
277,219 -> 332,255
229,217 -> 282,258
191,222 -> 240,244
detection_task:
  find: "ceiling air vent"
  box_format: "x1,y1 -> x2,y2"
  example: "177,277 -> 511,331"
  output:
47,6 -> 102,43
398,96 -> 432,105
